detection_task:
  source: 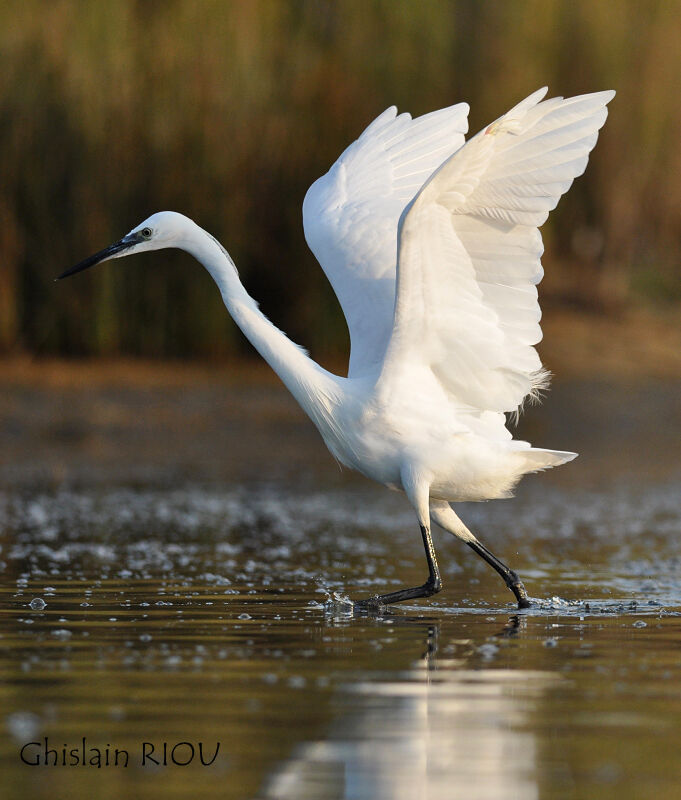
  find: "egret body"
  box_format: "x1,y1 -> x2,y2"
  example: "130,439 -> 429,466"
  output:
59,88 -> 614,609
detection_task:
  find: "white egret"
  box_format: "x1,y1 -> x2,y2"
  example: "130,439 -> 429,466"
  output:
59,87 -> 614,609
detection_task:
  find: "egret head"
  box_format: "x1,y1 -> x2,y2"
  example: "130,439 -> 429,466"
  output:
57,211 -> 191,280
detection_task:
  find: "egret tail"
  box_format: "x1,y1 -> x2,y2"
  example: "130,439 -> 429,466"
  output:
521,449 -> 578,472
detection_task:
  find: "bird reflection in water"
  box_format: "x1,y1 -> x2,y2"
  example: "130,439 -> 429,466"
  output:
260,614 -> 554,800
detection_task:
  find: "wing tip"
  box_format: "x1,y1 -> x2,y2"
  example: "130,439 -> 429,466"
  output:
497,87 -> 550,125
526,86 -> 550,106
359,105 -> 400,140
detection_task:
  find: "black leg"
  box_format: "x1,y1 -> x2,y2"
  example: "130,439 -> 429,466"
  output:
355,525 -> 442,609
466,539 -> 531,609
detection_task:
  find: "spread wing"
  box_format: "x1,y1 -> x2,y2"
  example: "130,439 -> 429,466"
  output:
303,102 -> 469,377
378,88 -> 615,412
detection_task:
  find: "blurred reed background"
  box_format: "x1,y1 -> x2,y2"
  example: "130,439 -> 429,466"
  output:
1,0 -> 679,363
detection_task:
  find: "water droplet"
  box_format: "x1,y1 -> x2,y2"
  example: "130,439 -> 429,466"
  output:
6,711 -> 41,741
29,598 -> 46,611
478,643 -> 499,659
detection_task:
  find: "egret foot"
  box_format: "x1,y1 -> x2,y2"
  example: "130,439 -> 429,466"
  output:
355,576 -> 442,610
355,524 -> 442,609
508,571 -> 531,609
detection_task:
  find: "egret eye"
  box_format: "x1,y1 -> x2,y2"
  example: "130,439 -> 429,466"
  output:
140,227 -> 153,239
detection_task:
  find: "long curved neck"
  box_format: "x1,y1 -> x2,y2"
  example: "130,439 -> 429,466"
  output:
179,222 -> 344,427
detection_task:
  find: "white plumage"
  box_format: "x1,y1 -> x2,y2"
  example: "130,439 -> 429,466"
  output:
303,100 -> 470,377
61,88 -> 615,608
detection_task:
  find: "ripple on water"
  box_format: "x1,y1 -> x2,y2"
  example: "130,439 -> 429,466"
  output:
1,479 -> 680,800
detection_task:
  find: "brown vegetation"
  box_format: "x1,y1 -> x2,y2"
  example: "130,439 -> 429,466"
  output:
1,1 -> 679,363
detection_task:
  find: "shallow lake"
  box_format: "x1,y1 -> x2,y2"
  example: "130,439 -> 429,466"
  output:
1,368 -> 680,799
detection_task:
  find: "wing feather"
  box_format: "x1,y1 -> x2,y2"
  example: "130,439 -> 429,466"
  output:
303,103 -> 469,377
379,89 -> 615,412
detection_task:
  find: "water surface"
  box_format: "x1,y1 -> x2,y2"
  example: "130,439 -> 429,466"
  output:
1,371 -> 680,799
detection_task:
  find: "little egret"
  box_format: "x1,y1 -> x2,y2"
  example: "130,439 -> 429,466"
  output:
59,88 -> 614,609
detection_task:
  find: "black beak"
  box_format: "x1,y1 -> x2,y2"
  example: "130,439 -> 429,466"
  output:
56,233 -> 139,280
